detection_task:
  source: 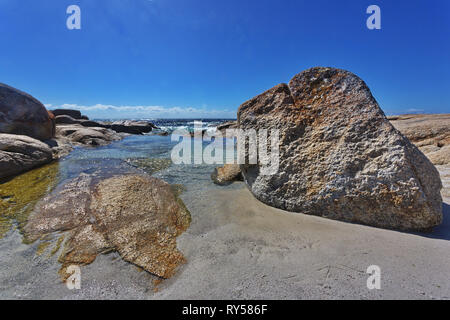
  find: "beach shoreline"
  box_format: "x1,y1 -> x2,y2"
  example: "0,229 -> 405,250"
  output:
0,164 -> 449,299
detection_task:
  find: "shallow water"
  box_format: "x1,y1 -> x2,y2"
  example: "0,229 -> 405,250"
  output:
60,134 -> 239,188
0,132 -> 241,241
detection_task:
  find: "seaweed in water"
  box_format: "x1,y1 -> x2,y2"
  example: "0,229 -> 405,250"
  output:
0,162 -> 60,240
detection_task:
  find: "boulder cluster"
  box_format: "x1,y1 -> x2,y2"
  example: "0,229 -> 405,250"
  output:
0,83 -> 157,179
0,83 -> 191,279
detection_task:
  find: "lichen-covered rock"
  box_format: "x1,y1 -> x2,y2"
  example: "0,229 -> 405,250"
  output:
0,83 -> 55,140
0,133 -> 54,179
211,164 -> 243,185
237,67 -> 443,231
25,174 -> 191,279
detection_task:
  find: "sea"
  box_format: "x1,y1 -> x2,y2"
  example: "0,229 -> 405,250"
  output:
58,118 -> 242,209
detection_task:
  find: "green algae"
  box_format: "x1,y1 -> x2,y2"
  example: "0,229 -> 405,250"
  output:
50,235 -> 65,256
126,158 -> 172,175
36,241 -> 51,256
170,184 -> 187,197
169,184 -> 191,226
0,162 -> 60,239
0,215 -> 12,238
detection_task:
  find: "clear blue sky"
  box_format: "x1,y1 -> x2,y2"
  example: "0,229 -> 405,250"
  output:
0,0 -> 448,119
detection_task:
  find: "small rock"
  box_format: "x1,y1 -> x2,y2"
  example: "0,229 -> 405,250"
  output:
211,164 -> 243,185
217,121 -> 238,132
0,133 -> 53,179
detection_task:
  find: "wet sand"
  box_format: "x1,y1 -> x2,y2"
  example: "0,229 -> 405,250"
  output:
1,167 -> 449,299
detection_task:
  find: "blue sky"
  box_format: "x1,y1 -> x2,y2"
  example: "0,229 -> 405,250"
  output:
0,0 -> 448,119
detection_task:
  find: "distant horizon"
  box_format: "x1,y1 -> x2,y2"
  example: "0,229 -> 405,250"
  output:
45,105 -> 447,121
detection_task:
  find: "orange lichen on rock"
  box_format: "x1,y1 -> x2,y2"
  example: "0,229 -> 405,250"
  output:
25,174 -> 191,280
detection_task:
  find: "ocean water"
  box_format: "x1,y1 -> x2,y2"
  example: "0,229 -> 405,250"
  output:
0,119 -> 245,298
152,118 -> 232,135
0,118 -> 242,245
57,118 -> 243,210
94,118 -> 234,135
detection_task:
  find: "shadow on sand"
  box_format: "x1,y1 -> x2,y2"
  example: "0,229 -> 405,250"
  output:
413,202 -> 450,241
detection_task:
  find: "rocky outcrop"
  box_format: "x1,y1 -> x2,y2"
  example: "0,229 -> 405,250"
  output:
109,120 -> 155,135
56,125 -> 122,146
54,115 -> 81,125
237,67 -> 443,231
54,115 -> 108,128
25,174 -> 191,279
211,164 -> 243,185
0,134 -> 53,179
389,114 -> 450,165
51,109 -> 86,120
55,116 -> 155,135
0,83 -> 55,141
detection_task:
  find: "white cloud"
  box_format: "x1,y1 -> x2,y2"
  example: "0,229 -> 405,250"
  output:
405,108 -> 425,113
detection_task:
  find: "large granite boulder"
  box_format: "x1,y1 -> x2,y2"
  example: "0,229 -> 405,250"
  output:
237,67 -> 443,231
25,174 -> 191,279
0,83 -> 55,140
0,133 -> 53,179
